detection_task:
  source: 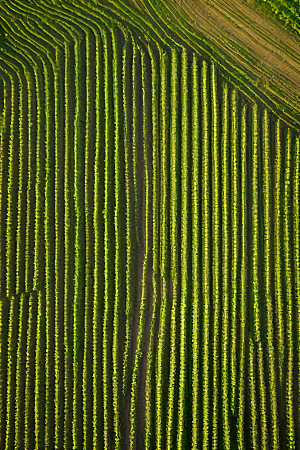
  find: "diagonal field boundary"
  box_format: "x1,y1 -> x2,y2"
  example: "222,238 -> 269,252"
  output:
0,1 -> 300,449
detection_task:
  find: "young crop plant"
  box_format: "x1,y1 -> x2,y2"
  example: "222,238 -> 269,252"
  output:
130,46 -> 150,450
24,57 -> 36,296
221,79 -> 230,450
102,25 -> 114,450
145,40 -> 160,450
122,30 -> 133,403
165,44 -> 180,450
284,128 -> 295,450
201,57 -> 210,450
15,61 -> 27,297
93,25 -> 104,450
0,293 -> 6,446
44,49 -> 56,450
231,87 -> 239,419
237,102 -> 248,450
32,57 -> 45,296
83,26 -> 94,450
252,103 -> 268,450
191,51 -> 200,450
211,60 -> 220,450
274,118 -> 285,423
177,46 -> 189,450
14,292 -> 28,449
156,48 -> 170,450
131,36 -> 140,250
54,44 -> 65,450
73,29 -> 87,449
24,292 -> 37,449
293,136 -> 300,441
6,73 -> 18,299
35,290 -> 45,449
2,2 -> 300,449
262,108 -> 279,450
63,38 -> 73,450
0,75 -> 9,299
112,23 -> 122,449
249,336 -> 259,450
5,294 -> 18,449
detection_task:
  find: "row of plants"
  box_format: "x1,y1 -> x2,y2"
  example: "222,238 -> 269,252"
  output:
221,79 -> 230,450
2,2 -> 300,448
177,46 -> 189,450
262,108 -> 280,449
130,46 -> 150,450
144,39 -> 160,450
211,60 -> 220,450
230,87 -> 239,421
155,48 -> 169,450
294,136 -> 300,442
102,25 -> 114,450
165,45 -> 179,450
92,24 -> 104,450
256,0 -> 300,35
201,57 -> 210,450
122,31 -> 132,402
274,118 -> 285,413
237,102 -> 248,450
191,52 -> 200,450
283,128 -> 296,450
83,26 -> 94,450
112,22 -> 121,449
252,103 -> 269,450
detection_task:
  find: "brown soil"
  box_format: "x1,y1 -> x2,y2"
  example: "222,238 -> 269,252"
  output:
172,0 -> 300,115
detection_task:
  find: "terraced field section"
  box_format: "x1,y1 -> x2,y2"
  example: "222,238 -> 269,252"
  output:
0,0 -> 300,449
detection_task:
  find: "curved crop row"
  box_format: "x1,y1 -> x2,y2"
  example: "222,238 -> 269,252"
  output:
0,1 -> 300,449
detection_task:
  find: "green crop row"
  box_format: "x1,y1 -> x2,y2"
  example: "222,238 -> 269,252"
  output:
211,60 -> 220,450
165,45 -> 179,450
252,103 -> 269,450
262,109 -> 279,450
201,57 -> 210,450
191,51 -> 200,450
130,46 -> 150,450
177,46 -> 189,450
145,40 -> 159,450
230,87 -> 239,420
1,1 -> 300,449
237,101 -> 247,450
155,48 -> 169,450
221,79 -> 230,450
284,128 -> 296,450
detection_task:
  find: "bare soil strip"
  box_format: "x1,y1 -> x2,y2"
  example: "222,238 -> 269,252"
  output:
173,0 -> 300,115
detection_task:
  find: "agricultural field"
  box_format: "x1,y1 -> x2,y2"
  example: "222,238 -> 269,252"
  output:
0,0 -> 300,449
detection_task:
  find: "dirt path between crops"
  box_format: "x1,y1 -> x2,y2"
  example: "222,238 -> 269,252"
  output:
172,0 -> 300,110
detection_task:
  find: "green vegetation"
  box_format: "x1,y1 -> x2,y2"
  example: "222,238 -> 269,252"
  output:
0,1 -> 300,449
256,0 -> 300,35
